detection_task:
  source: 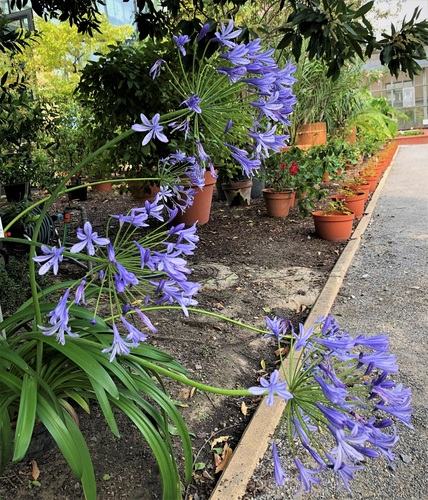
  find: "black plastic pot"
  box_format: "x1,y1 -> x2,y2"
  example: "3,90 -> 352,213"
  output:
3,182 -> 30,202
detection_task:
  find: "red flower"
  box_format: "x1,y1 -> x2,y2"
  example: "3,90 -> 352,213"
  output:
289,162 -> 299,175
280,163 -> 287,170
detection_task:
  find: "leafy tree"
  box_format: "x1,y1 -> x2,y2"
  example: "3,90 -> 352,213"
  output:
7,0 -> 428,80
20,14 -> 133,97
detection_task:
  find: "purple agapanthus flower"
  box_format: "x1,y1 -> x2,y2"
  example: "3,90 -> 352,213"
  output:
216,65 -> 247,83
74,279 -> 86,305
314,375 -> 348,406
326,455 -> 363,493
181,94 -> 202,113
33,245 -> 65,275
133,306 -> 158,333
219,44 -> 251,66
294,458 -> 321,493
173,34 -> 191,55
329,424 -> 368,470
293,324 -> 314,351
248,370 -> 293,406
149,59 -> 165,79
264,316 -> 293,340
120,315 -> 148,345
248,125 -> 289,157
212,20 -> 242,47
70,221 -> 110,255
38,289 -> 79,345
272,442 -> 287,487
223,119 -> 233,135
316,402 -> 348,428
132,113 -> 168,146
168,119 -> 191,140
102,323 -> 134,362
197,23 -> 211,42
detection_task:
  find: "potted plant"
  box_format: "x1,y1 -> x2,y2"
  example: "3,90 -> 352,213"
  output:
343,175 -> 370,203
332,187 -> 366,219
262,153 -> 300,217
0,152 -> 33,201
312,200 -> 355,241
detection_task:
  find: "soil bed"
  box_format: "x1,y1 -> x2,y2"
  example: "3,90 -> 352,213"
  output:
0,185 -> 350,499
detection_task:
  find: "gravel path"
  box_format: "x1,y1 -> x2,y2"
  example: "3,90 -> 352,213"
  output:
245,144 -> 428,499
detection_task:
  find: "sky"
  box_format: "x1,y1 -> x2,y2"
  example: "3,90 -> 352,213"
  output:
367,0 -> 428,35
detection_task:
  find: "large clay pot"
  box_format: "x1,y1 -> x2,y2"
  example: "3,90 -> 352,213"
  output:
312,210 -> 355,241
221,179 -> 252,207
296,122 -> 327,148
174,170 -> 216,226
262,189 -> 294,217
91,180 -> 112,192
129,181 -> 160,202
332,191 -> 365,219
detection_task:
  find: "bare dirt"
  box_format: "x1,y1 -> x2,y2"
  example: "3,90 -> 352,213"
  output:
0,185 -> 350,500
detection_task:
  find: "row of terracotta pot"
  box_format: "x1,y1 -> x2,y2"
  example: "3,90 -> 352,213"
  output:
311,143 -> 397,241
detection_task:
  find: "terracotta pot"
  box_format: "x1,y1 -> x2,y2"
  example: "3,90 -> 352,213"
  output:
345,183 -> 370,203
360,176 -> 378,193
290,190 -> 296,208
91,180 -> 112,192
346,126 -> 357,145
129,181 -> 160,202
262,189 -> 294,218
221,179 -> 252,207
332,191 -> 365,219
312,211 -> 355,241
174,170 -> 216,226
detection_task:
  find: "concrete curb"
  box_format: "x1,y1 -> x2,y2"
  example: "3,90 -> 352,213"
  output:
209,150 -> 398,500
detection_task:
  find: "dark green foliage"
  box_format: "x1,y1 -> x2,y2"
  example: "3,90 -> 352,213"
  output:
76,39 -> 180,176
378,7 -> 428,79
0,256 -> 52,315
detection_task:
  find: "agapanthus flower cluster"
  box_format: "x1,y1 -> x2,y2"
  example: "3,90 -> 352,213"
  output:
132,20 -> 296,187
249,314 -> 412,494
34,195 -> 200,360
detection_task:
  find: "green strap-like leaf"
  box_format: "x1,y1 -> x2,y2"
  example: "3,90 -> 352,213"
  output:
12,374 -> 37,462
0,404 -> 12,472
39,337 -> 120,399
36,395 -> 84,478
114,398 -> 181,500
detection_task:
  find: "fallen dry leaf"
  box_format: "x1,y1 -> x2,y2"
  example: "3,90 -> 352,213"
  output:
214,443 -> 233,473
211,435 -> 230,449
241,401 -> 248,416
31,460 -> 40,481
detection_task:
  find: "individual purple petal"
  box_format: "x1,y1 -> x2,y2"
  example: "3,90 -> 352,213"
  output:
133,307 -> 158,333
314,375 -> 348,406
293,323 -> 314,351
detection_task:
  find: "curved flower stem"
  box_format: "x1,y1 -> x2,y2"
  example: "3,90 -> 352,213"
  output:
28,128 -> 137,373
130,355 -> 252,397
140,305 -> 268,334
